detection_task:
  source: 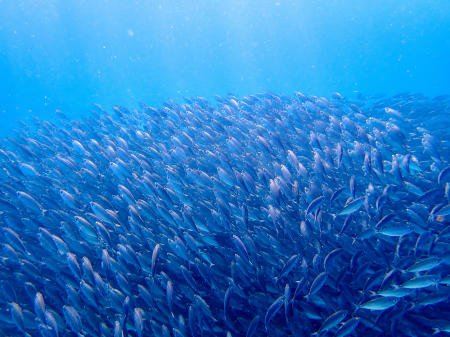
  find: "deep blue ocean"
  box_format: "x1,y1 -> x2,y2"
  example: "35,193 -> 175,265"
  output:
1,1 -> 449,134
1,2 -> 450,337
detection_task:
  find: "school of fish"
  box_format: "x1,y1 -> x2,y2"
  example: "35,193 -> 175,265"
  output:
0,92 -> 449,336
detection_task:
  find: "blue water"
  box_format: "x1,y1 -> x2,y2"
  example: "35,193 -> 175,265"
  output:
0,1 -> 449,135
1,2 -> 450,335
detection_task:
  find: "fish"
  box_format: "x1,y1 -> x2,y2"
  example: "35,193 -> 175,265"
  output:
246,315 -> 260,337
406,257 -> 442,273
63,306 -> 82,334
306,195 -> 324,215
438,165 -> 450,185
338,197 -> 365,216
377,224 -> 414,237
277,254 -> 299,280
315,310 -> 347,334
336,317 -> 360,337
264,295 -> 284,331
435,204 -> 450,217
306,272 -> 327,298
33,292 -> 46,322
0,92 -> 448,337
401,275 -> 440,289
151,243 -> 161,276
377,287 -> 413,298
360,297 -> 399,311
